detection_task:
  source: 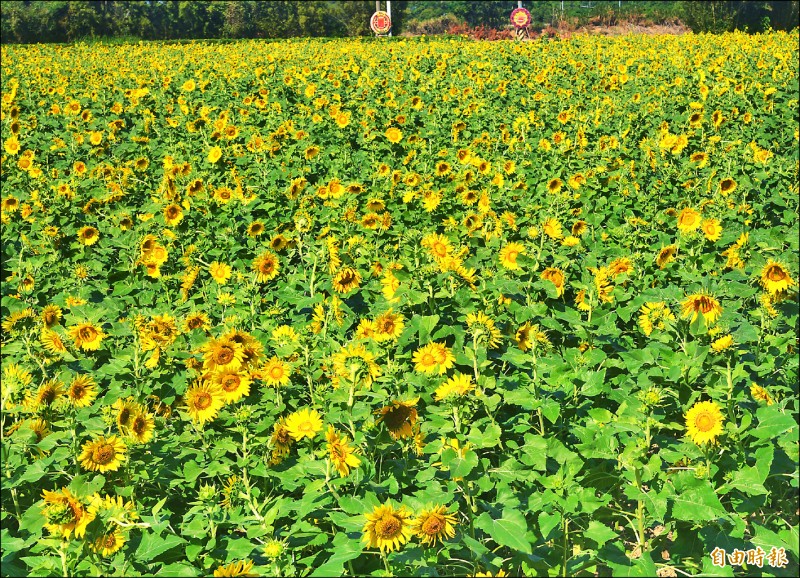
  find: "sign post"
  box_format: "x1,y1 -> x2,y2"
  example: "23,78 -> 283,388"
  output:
510,6 -> 531,40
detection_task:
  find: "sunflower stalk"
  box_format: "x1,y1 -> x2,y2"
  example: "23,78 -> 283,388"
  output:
634,467 -> 647,552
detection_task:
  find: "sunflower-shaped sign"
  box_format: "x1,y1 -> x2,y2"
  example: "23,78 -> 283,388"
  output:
510,7 -> 531,28
370,11 -> 392,35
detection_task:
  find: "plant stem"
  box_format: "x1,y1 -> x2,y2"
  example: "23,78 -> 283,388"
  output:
561,516 -> 569,577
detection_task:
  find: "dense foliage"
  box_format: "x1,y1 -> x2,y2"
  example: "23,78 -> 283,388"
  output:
1,31 -> 799,577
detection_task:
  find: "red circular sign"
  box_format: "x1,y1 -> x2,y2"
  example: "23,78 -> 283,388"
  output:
370,11 -> 392,35
510,7 -> 532,29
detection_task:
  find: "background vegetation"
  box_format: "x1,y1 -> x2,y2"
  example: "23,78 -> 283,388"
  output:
1,0 -> 798,44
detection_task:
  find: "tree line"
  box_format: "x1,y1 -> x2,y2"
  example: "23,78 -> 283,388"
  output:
1,1 -> 797,44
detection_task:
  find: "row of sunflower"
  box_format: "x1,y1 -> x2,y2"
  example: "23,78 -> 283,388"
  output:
1,30 -> 798,577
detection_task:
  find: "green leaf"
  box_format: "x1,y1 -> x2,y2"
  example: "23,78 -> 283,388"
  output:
441,448 -> 478,479
135,532 -> 187,562
585,520 -> 617,548
475,509 -> 532,554
537,511 -> 560,540
749,405 -> 797,441
309,532 -> 362,577
670,475 -> 728,522
157,562 -> 200,577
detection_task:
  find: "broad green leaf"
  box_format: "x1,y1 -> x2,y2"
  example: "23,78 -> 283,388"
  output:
475,509 -> 532,554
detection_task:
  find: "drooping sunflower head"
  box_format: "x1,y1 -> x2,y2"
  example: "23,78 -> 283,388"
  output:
332,267 -> 361,294
466,311 -> 502,348
41,488 -> 95,539
411,505 -> 458,546
685,400 -> 724,445
760,260 -> 794,295
375,399 -> 419,440
92,529 -> 126,557
363,502 -> 414,553
27,379 -> 64,411
540,267 -> 566,297
681,291 -> 723,325
655,245 -> 678,269
213,560 -> 257,577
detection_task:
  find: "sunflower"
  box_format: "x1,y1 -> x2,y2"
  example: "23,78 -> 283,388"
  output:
435,373 -> 474,401
41,488 -> 95,539
271,325 -> 299,347
212,369 -> 251,403
26,380 -> 64,411
385,127 -> 402,143
465,311 -> 502,348
375,399 -> 418,440
40,328 -> 68,355
540,267 -> 566,297
412,343 -> 451,375
638,302 -> 675,336
184,381 -> 225,425
681,291 -> 723,325
270,234 -> 289,252
701,218 -> 723,242
202,337 -> 245,372
760,261 -> 794,295
719,178 -> 737,196
656,245 -> 678,269
183,312 -> 210,332
163,204 -> 183,226
411,505 -> 458,546
750,383 -> 774,406
67,375 -> 98,408
330,343 -> 382,388
252,251 -> 280,283
547,178 -> 562,195
261,357 -> 291,387
209,262 -> 233,285
68,321 -> 106,351
422,233 -> 453,261
676,207 -> 701,233
285,408 -> 323,441
711,334 -> 734,353
543,217 -> 564,239
515,323 -> 534,352
608,258 -> 633,278
685,400 -> 724,445
499,242 -> 525,270
247,221 -> 265,237
41,304 -> 63,328
208,146 -> 223,163
129,411 -> 155,444
77,226 -> 100,246
571,220 -> 588,237
326,426 -> 361,477
213,560 -> 258,577
332,267 -> 362,294
78,435 -> 126,473
373,310 -> 405,342
270,418 -> 294,462
363,502 -> 414,553
92,529 -> 126,557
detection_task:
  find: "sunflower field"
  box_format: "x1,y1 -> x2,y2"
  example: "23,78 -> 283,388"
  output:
1,31 -> 798,578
